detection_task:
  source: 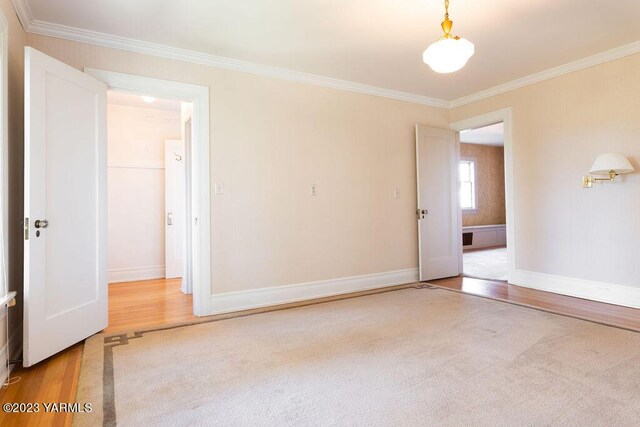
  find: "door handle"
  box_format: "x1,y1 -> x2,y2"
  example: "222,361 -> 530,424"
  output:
167,212 -> 173,226
34,219 -> 49,228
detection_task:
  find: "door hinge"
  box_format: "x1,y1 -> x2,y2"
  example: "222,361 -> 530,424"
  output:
24,217 -> 29,240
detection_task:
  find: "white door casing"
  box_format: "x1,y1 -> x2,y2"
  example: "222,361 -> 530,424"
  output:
23,47 -> 108,366
415,124 -> 461,281
449,108 -> 515,284
165,139 -> 185,280
182,118 -> 193,294
85,68 -> 211,316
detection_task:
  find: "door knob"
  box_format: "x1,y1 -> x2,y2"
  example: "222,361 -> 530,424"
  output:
34,219 -> 49,228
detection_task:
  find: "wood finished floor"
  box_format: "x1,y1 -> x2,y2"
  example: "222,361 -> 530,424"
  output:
431,276 -> 640,331
106,278 -> 196,334
2,276 -> 640,426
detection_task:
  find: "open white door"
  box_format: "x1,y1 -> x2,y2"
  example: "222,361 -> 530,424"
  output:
164,139 -> 185,280
415,124 -> 461,281
23,47 -> 107,366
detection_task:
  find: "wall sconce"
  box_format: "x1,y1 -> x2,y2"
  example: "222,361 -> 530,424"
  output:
582,153 -> 635,188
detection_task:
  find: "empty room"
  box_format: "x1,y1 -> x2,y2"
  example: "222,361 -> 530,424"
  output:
1,0 -> 639,425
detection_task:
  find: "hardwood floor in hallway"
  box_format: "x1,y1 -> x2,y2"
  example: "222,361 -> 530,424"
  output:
0,278 -> 193,427
107,278 -> 196,333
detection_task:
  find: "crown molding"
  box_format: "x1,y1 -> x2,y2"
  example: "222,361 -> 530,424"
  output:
450,40 -> 640,108
12,0 -> 640,110
11,0 -> 449,109
10,0 -> 32,31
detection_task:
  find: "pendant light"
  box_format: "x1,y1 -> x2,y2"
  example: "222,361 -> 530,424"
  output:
423,0 -> 474,73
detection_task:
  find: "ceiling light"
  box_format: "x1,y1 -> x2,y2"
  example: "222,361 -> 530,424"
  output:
423,0 -> 474,74
141,96 -> 157,103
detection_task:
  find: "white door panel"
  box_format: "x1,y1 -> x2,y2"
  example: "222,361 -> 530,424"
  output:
24,47 -> 108,366
165,139 -> 185,280
416,125 -> 461,281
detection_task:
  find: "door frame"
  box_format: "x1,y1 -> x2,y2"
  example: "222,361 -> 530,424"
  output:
85,69 -> 212,316
449,108 -> 516,283
0,10 -> 7,300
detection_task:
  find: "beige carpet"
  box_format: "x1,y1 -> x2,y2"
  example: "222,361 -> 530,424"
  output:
75,286 -> 640,426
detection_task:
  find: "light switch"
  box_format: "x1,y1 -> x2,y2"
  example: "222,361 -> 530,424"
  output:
310,184 -> 317,196
393,187 -> 400,198
215,182 -> 224,195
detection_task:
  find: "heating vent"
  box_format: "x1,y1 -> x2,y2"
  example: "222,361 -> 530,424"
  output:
1,292 -> 17,386
462,232 -> 473,246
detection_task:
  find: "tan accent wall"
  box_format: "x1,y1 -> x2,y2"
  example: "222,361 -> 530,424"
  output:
25,33 -> 449,294
460,143 -> 505,227
451,53 -> 640,288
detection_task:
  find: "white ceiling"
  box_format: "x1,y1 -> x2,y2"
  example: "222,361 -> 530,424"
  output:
107,91 -> 182,112
460,122 -> 503,146
21,0 -> 640,101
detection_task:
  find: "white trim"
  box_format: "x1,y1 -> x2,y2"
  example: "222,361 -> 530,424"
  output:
209,269 -> 418,314
515,270 -> 640,309
10,2 -> 448,109
451,40 -> 640,108
450,108 -> 515,283
108,266 -> 166,283
108,160 -> 164,170
10,0 -> 32,31
12,0 -> 640,110
85,69 -> 212,316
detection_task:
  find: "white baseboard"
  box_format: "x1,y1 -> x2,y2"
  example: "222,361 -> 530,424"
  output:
515,269 -> 640,309
108,266 -> 165,283
209,268 -> 419,314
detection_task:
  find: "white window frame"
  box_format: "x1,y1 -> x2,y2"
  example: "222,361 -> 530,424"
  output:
459,157 -> 478,213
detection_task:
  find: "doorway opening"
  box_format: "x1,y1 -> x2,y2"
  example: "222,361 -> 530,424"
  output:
106,90 -> 194,326
458,122 -> 507,281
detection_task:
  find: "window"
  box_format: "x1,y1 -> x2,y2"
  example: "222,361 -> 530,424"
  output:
459,159 -> 477,211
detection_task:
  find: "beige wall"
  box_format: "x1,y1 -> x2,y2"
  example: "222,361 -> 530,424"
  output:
25,33 -> 449,295
107,104 -> 181,282
451,53 -> 640,288
460,143 -> 505,226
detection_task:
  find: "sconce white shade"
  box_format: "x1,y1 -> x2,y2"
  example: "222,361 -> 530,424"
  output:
589,153 -> 635,175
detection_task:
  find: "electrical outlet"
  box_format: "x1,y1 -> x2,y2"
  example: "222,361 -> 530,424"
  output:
310,184 -> 317,196
214,182 -> 224,195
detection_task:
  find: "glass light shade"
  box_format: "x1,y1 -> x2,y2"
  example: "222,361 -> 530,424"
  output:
589,153 -> 635,175
423,37 -> 475,73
